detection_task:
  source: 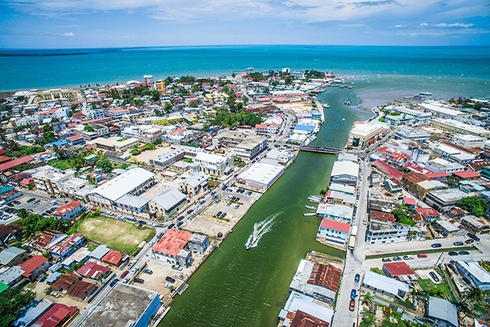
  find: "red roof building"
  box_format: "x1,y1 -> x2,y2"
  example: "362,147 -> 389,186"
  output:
153,229 -> 192,257
414,208 -> 440,221
18,255 -> 49,279
67,280 -> 97,300
49,233 -> 85,259
307,263 -> 342,292
425,172 -> 449,180
319,219 -> 350,233
370,210 -> 396,223
76,262 -> 110,281
382,262 -> 418,282
52,200 -> 84,220
403,197 -> 417,207
0,156 -> 34,172
51,273 -> 80,291
373,160 -> 403,180
101,250 -> 123,267
287,310 -> 330,327
453,171 -> 481,180
32,303 -> 79,327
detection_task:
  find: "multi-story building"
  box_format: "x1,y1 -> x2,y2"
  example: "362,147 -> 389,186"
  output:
317,218 -> 350,246
178,172 -> 208,196
152,229 -> 193,267
316,203 -> 353,223
430,118 -> 490,137
452,134 -> 486,149
148,188 -> 188,218
194,152 -> 234,177
366,220 -> 409,244
32,167 -> 88,196
150,146 -> 203,170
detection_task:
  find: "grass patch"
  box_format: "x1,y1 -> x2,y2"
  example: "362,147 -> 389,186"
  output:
366,246 -> 475,260
418,277 -> 452,298
47,159 -> 71,170
76,215 -> 154,255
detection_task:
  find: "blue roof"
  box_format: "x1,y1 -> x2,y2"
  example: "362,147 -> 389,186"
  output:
295,125 -> 315,132
45,272 -> 62,283
13,299 -> 53,327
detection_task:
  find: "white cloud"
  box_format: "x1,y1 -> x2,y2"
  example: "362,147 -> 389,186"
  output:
435,22 -> 474,28
62,32 -> 75,37
394,24 -> 402,28
420,23 -> 428,26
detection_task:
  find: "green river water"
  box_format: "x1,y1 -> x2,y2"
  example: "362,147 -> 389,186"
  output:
161,88 -> 372,327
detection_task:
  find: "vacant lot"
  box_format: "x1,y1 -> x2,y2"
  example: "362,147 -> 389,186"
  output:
78,216 -> 154,254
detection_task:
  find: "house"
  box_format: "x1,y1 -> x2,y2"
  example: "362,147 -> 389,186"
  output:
361,271 -> 409,299
88,245 -> 110,261
0,247 -> 29,267
370,210 -> 396,223
67,280 -> 97,300
402,197 -> 417,209
31,303 -> 79,327
453,171 -> 481,181
425,296 -> 459,327
148,188 -> 188,218
61,247 -> 90,268
455,260 -> 490,290
66,135 -> 86,147
101,250 -> 124,267
435,220 -> 460,237
0,266 -> 25,286
278,291 -> 334,327
414,208 -> 440,222
29,232 -> 66,254
152,229 -> 193,268
316,218 -> 351,246
51,273 -> 81,291
382,262 -> 418,282
76,262 -> 111,281
366,221 -> 409,244
461,216 -> 489,234
178,172 -> 208,196
52,200 -> 84,220
18,255 -> 49,280
49,233 -> 85,259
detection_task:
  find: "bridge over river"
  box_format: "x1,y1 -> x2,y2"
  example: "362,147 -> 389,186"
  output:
299,145 -> 342,155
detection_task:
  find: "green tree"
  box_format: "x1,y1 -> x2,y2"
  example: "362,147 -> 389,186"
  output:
144,142 -> 156,150
84,125 -> 95,132
164,102 -> 173,112
0,287 -> 36,327
456,196 -> 488,216
17,208 -> 28,219
130,146 -> 141,155
95,156 -> 113,173
154,137 -> 162,145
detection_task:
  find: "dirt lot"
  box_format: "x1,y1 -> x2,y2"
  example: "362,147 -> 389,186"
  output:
275,101 -> 313,114
78,216 -> 154,253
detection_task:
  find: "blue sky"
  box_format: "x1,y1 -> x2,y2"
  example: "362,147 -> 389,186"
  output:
1,0 -> 489,48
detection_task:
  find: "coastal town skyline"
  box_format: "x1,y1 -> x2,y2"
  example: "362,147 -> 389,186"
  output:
1,0 -> 489,48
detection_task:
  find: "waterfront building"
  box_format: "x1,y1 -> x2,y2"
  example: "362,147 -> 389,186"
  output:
39,88 -> 77,101
347,122 -> 386,149
187,234 -> 210,255
236,162 -> 285,191
329,183 -> 356,195
152,229 -> 193,267
278,291 -> 334,327
361,271 -> 409,299
330,160 -> 359,185
289,259 -> 341,305
52,200 -> 84,220
430,118 -> 490,137
148,188 -> 188,218
86,168 -> 156,211
317,218 -> 350,246
421,101 -> 467,119
325,190 -> 356,207
79,283 -> 162,327
316,203 -> 353,223
366,220 -> 409,244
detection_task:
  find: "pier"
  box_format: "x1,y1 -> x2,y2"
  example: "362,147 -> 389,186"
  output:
299,146 -> 342,155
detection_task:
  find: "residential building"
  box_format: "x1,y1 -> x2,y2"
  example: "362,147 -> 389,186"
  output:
148,188 -> 188,218
152,229 -> 193,267
425,189 -> 467,211
434,220 -> 460,237
382,262 -> 418,282
0,247 -> 29,267
425,296 -> 459,327
426,158 -> 465,174
178,172 -> 208,196
372,159 -> 403,180
18,255 -> 49,281
51,273 -> 80,291
31,303 -> 79,327
30,230 -> 68,253
12,299 -> 54,327
187,234 -> 210,254
317,218 -> 351,246
0,266 -> 25,286
452,134 -> 486,149
61,247 -> 90,268
455,260 -> 490,290
361,271 -> 409,299
67,280 -> 97,300
77,262 -> 111,281
194,152 -> 234,176
87,137 -> 140,152
52,200 -> 84,220
49,233 -> 85,259
414,208 -> 441,222
150,146 -> 203,170
366,220 -> 409,244
325,190 -> 356,207
101,250 -> 124,267
32,167 -> 88,196
88,245 -> 110,261
461,216 -> 489,234
278,291 -> 333,327
453,171 -> 481,181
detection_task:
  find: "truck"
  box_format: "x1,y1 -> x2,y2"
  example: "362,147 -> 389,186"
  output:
350,226 -> 358,238
348,235 -> 356,251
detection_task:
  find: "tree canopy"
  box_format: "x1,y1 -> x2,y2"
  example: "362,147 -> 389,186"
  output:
0,287 -> 36,327
456,197 -> 488,216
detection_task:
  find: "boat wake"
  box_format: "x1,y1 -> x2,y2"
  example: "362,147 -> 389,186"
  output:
245,212 -> 281,250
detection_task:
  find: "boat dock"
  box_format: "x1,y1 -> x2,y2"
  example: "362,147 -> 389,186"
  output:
299,146 -> 342,155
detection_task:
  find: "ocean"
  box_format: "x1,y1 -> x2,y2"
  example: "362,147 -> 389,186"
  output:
0,45 -> 489,102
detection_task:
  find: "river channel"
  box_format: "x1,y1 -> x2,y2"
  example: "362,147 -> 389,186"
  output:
161,88 -> 372,326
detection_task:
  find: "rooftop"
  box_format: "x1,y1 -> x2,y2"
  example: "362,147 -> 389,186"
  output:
18,255 -> 47,277
150,188 -> 187,210
383,262 -> 417,278
152,228 -> 192,257
427,296 -> 459,327
52,200 -> 83,217
316,203 -> 353,220
76,261 -> 110,280
370,210 -> 396,223
320,219 -> 351,233
307,262 -> 341,292
362,271 -> 409,296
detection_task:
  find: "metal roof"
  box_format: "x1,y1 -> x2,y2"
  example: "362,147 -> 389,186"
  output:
427,296 -> 458,327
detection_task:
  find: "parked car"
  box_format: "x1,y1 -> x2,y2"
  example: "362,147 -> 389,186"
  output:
393,256 -> 402,261
187,209 -> 194,214
349,299 -> 356,311
402,255 -> 413,260
381,258 -> 392,262
350,289 -> 357,299
216,211 -> 222,217
173,273 -> 184,280
134,278 -> 145,284
110,279 -> 119,287
453,241 -> 464,246
235,204 -> 240,209
121,270 -> 129,278
168,223 -> 175,229
458,251 -> 470,255
448,251 -> 459,256
429,271 -> 440,282
467,233 -> 480,242
247,191 -> 252,195
143,269 -> 153,275
417,253 -> 428,258
165,276 -> 176,283
26,197 -> 36,203
221,212 -> 227,218
177,221 -> 183,227
171,265 -> 183,271
12,200 -> 21,205
178,216 -> 184,221
431,243 -> 442,248
465,239 -> 474,244
354,274 -> 360,283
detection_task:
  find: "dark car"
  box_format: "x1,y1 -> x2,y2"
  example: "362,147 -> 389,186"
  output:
381,258 -> 392,262
458,251 -> 470,255
349,299 -> 356,311
467,233 -> 480,242
465,239 -> 474,244
216,211 -> 222,217
110,279 -> 119,287
12,200 -> 21,205
134,278 -> 145,284
431,243 -> 442,248
143,269 -> 153,275
393,256 -> 402,261
121,270 -> 129,278
354,274 -> 360,283
350,289 -> 357,299
177,216 -> 184,221
165,276 -> 176,283
448,251 -> 459,256
177,221 -> 183,227
453,241 -> 464,246
168,223 -> 175,229
171,265 -> 183,271
137,220 -> 147,225
221,212 -> 227,218
187,209 -> 194,214
429,271 -> 440,282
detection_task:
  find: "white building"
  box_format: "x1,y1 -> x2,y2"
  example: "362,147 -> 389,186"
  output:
278,291 -> 334,327
362,271 -> 409,299
331,160 -> 359,185
32,167 -> 88,196
237,162 -> 285,191
452,134 -> 486,149
425,158 -> 465,174
316,203 -> 353,223
194,152 -> 234,177
178,172 -> 208,196
366,220 -> 409,244
148,188 -> 188,218
317,218 -> 350,246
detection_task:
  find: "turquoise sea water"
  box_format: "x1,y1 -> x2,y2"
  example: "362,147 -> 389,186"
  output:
0,45 -> 489,98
